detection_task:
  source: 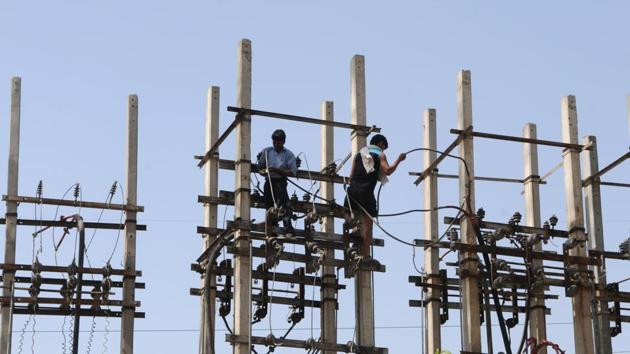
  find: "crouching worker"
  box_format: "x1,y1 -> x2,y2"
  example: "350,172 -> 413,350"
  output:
344,134 -> 406,258
256,129 -> 298,237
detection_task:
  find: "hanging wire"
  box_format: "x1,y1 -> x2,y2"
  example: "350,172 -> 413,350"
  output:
107,181 -> 126,264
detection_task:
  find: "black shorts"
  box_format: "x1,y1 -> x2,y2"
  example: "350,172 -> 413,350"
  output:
344,187 -> 377,217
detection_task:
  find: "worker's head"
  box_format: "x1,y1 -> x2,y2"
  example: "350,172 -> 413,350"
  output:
370,134 -> 388,150
271,129 -> 286,150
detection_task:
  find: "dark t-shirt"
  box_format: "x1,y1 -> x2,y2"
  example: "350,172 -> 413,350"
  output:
349,152 -> 380,193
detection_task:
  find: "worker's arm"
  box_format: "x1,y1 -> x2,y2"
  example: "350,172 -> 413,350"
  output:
380,152 -> 406,176
267,151 -> 297,177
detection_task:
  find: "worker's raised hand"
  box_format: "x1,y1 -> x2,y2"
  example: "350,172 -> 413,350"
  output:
398,153 -> 407,162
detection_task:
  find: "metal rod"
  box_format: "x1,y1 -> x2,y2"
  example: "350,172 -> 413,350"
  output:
582,151 -> 629,187
450,128 -> 584,150
0,218 -> 146,231
226,106 -> 380,133
217,158 -> 348,184
410,173 -> 549,185
599,181 -> 630,188
1,195 -> 143,212
412,126 -> 472,185
197,113 -> 242,168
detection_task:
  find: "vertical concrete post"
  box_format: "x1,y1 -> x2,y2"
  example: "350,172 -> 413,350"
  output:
200,86 -> 220,354
350,55 -> 375,349
320,101 -> 337,353
456,70 -> 481,353
233,39 -> 253,354
121,94 -> 139,354
582,135 -> 612,354
1,77 -> 21,354
523,123 -> 547,352
560,95 -> 595,354
423,109 -> 441,353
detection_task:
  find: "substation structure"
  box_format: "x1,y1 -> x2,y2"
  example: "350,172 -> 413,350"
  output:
408,71 -> 630,354
0,77 -> 145,354
192,39 -> 389,354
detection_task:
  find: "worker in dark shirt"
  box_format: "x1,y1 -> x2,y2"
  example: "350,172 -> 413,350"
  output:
257,129 -> 298,237
344,134 -> 406,257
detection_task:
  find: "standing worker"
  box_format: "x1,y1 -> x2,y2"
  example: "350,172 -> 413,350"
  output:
344,134 -> 406,258
256,129 -> 298,237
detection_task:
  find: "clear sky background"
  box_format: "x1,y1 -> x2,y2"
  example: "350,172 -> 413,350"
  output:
1,1 -> 629,353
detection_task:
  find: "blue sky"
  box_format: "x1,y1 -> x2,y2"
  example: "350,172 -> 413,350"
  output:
1,1 -> 629,353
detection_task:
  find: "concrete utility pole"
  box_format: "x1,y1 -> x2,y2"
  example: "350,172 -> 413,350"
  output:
200,86 -> 220,354
456,70 -> 481,353
423,108 -> 441,353
121,94 -> 139,354
582,135 -> 612,354
1,77 -> 21,354
522,123 -> 547,353
121,95 -> 139,354
560,96 -> 595,354
233,39 -> 253,354
320,101 -> 337,354
350,54 -> 375,349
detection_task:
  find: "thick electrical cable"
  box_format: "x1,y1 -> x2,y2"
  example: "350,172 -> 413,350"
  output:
264,150 -> 278,209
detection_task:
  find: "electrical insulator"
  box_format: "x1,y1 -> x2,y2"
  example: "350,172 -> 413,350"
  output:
102,277 -> 112,299
295,157 -> 302,169
549,215 -> 558,229
476,208 -> 486,220
67,276 -> 78,290
109,181 -> 118,197
302,193 -> 311,202
447,229 -> 459,242
73,183 -> 81,200
619,238 -> 630,257
36,180 -> 43,199
252,189 -> 260,198
543,220 -> 550,230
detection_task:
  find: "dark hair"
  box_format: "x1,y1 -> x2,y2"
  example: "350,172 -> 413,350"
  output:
271,129 -> 286,142
370,134 -> 388,149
